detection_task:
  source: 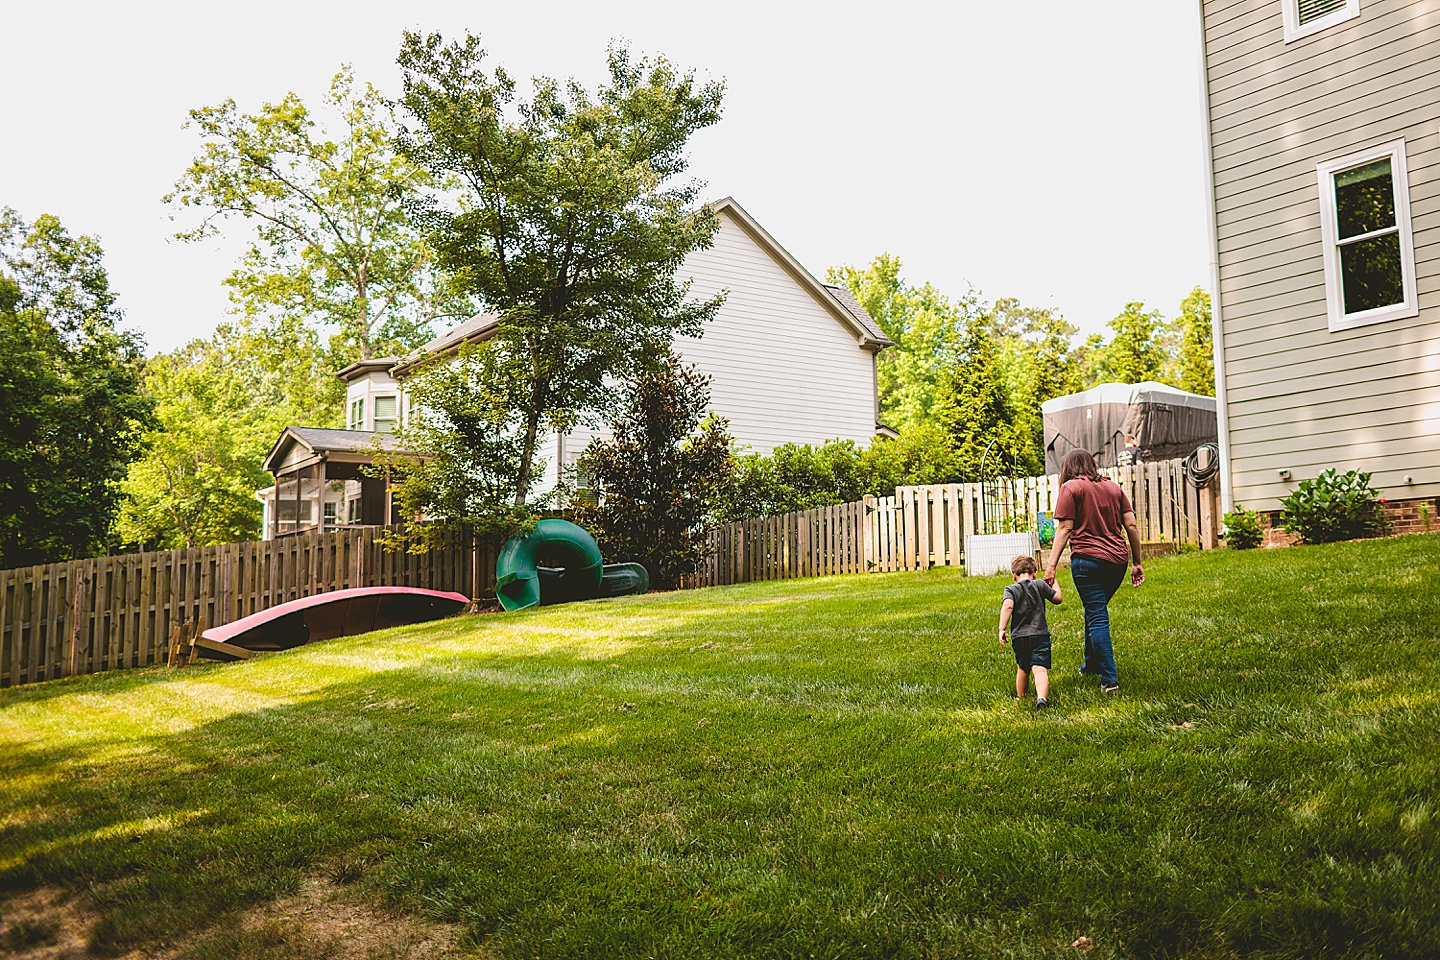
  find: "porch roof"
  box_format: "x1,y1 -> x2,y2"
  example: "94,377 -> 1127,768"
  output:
263,427 -> 408,475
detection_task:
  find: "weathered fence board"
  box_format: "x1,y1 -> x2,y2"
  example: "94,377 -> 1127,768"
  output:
0,525 -> 499,689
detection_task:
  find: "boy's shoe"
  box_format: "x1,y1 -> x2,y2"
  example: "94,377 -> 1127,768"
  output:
1100,683 -> 1120,695
1035,698 -> 1050,711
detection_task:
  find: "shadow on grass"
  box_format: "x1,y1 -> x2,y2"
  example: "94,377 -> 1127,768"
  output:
1,536 -> 1438,958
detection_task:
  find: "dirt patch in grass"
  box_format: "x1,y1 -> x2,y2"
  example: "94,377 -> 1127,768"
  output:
0,879 -> 472,960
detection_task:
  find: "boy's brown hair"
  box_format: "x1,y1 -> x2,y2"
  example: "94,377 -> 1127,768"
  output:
1011,555 -> 1038,577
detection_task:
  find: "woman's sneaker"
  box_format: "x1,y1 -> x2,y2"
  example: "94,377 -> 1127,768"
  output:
1100,683 -> 1120,695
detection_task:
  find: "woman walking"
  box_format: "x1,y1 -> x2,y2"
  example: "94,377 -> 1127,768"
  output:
1043,449 -> 1144,694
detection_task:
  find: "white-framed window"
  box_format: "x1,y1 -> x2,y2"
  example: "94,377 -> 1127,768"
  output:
348,397 -> 365,430
1283,0 -> 1360,43
373,395 -> 398,434
1316,139 -> 1418,332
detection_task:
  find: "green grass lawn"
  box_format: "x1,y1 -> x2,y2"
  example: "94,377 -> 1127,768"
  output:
2,535 -> 1438,959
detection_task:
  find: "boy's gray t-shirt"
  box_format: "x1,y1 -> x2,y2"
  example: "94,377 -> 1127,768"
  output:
1004,579 -> 1055,639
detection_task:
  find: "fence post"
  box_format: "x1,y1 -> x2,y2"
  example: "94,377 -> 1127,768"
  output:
68,565 -> 85,678
1200,481 -> 1221,550
858,495 -> 869,569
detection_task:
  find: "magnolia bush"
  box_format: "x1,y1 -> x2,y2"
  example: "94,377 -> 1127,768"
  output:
1279,468 -> 1389,544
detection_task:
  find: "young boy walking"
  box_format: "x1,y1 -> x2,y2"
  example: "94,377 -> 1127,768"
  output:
998,555 -> 1063,710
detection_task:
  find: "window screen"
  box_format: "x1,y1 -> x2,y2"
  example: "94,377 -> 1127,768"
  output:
1298,0 -> 1348,23
373,395 -> 398,434
1333,158 -> 1403,315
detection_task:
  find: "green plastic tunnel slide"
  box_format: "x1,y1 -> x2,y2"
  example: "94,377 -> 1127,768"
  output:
496,519 -> 650,611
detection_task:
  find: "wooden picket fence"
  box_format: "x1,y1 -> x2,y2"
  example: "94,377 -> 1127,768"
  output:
0,526 -> 498,689
691,457 -> 1221,588
0,458 -> 1219,689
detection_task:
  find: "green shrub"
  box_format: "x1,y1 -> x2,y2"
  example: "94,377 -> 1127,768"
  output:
1279,468 -> 1390,544
576,357 -> 735,590
1221,504 -> 1264,549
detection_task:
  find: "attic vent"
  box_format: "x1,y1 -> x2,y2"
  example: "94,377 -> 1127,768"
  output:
1298,0 -> 1347,23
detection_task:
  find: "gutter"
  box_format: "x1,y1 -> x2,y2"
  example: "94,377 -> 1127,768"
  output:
1196,0 -> 1235,514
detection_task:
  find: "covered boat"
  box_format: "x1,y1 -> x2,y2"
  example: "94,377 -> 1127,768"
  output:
197,586 -> 469,659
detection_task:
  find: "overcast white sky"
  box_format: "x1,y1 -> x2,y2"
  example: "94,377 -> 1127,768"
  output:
2,1 -> 1212,354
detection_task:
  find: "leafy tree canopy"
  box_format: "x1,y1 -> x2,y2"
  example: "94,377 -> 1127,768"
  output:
167,66 -> 458,367
1169,286 -> 1214,396
117,318 -> 338,549
396,33 -> 726,505
1090,301 -> 1168,386
827,254 -> 980,432
0,208 -> 151,566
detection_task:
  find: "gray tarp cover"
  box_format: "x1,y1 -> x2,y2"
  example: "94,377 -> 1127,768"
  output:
1041,382 -> 1218,474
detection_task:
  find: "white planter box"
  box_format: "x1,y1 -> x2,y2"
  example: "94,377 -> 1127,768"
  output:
964,532 -> 1039,577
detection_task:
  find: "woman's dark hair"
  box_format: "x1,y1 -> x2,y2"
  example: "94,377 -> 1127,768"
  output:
1060,449 -> 1103,487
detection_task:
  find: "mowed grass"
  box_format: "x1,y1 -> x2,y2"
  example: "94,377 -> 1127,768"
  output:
1,535 -> 1438,959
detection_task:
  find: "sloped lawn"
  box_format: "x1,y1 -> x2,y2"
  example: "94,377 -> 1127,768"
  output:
1,534 -> 1437,959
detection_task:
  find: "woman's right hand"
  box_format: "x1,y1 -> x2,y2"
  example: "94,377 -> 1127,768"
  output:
1131,563 -> 1145,587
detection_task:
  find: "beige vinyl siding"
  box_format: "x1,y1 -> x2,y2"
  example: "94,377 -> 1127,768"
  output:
528,208 -> 881,496
1203,0 -> 1440,508
672,209 -> 878,454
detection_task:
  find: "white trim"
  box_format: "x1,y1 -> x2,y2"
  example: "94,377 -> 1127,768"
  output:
1316,138 -> 1418,333
1282,0 -> 1360,43
1197,0 -> 1234,513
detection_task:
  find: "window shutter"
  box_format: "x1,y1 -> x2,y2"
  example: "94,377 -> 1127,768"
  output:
1298,0 -> 1348,24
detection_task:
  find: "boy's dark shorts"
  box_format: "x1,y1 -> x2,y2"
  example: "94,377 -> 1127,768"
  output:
1012,634 -> 1052,672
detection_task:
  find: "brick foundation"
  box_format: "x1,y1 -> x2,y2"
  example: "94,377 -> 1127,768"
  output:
1382,496 -> 1440,536
1257,496 -> 1438,547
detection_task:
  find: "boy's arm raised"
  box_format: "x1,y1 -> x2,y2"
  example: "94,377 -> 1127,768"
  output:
1048,582 -> 1063,604
998,598 -> 1014,645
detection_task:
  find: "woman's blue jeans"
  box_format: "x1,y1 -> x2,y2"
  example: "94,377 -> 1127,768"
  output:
1070,555 -> 1127,686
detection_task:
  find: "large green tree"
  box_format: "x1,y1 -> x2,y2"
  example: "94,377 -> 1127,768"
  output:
117,318 -> 337,549
396,34 -> 726,506
934,315 -> 1026,481
827,254 -> 978,431
991,298 -> 1080,475
0,209 -> 150,566
1090,301 -> 1168,386
167,66 -> 454,367
1168,286 -> 1214,395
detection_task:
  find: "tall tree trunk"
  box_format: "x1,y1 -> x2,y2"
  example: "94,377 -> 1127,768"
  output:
514,409 -> 541,508
513,375 -> 550,507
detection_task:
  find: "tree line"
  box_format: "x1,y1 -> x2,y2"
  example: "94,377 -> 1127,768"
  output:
718,259 -> 1213,519
0,35 -> 1214,572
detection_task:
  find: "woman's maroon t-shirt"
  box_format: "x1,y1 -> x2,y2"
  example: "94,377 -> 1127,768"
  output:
1054,477 -> 1133,566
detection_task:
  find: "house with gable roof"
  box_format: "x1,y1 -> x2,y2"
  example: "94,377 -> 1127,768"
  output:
258,197 -> 893,538
1197,0 -> 1440,521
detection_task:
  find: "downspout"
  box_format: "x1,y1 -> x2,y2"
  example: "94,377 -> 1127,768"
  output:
1195,0 -> 1235,514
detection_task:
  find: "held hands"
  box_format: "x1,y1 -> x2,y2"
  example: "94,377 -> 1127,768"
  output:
1043,566 -> 1057,587
1132,563 -> 1145,587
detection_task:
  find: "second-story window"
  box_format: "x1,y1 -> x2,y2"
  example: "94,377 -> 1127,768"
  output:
1283,0 -> 1359,42
373,395 -> 398,434
1317,139 -> 1418,332
348,397 -> 365,430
